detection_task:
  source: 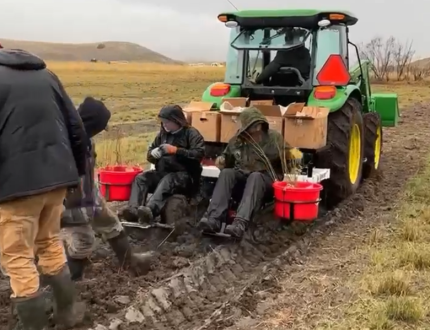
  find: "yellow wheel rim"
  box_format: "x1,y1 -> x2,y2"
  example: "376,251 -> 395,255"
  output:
374,125 -> 382,169
348,124 -> 361,184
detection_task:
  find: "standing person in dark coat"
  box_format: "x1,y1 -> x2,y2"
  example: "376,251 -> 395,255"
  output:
0,49 -> 88,330
119,105 -> 205,223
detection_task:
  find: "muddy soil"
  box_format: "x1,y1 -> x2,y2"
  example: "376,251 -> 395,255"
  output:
0,103 -> 428,330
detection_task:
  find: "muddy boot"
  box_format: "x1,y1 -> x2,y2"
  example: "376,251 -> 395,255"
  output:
224,218 -> 247,238
108,231 -> 154,276
198,216 -> 221,233
67,256 -> 88,281
137,206 -> 154,224
119,206 -> 139,222
44,266 -> 86,329
12,292 -> 49,330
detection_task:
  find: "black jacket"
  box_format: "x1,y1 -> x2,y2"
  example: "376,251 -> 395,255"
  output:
147,105 -> 205,180
256,46 -> 311,84
64,97 -> 111,211
0,49 -> 88,203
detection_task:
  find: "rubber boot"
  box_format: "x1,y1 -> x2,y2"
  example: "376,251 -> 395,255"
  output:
44,266 -> 86,329
67,256 -> 88,281
224,218 -> 247,238
137,206 -> 154,224
12,292 -> 49,330
197,215 -> 221,233
119,206 -> 139,222
108,231 -> 154,276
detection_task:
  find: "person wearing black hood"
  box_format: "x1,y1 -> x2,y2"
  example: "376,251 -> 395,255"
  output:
0,49 -> 88,330
120,104 -> 205,223
60,97 -> 154,281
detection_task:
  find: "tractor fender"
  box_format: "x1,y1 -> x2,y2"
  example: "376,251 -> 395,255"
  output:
201,83 -> 241,108
307,85 -> 362,112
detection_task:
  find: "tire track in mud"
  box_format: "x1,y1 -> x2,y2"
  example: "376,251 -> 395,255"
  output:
85,103 -> 427,330
0,103 -> 427,330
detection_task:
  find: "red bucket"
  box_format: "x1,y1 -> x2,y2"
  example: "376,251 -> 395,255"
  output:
273,181 -> 323,221
98,165 -> 143,201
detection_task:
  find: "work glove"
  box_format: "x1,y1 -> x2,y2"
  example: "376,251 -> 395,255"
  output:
150,147 -> 163,159
160,144 -> 178,155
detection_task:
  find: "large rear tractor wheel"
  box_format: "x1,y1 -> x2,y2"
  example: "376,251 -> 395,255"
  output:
315,98 -> 365,208
362,112 -> 383,179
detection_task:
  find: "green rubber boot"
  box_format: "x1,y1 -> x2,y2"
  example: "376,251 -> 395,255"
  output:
43,266 -> 86,329
12,292 -> 49,330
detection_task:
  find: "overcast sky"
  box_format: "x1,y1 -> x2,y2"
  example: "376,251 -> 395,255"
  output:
0,0 -> 426,61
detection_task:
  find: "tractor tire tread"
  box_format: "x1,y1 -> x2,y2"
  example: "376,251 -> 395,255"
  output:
362,112 -> 383,179
314,98 -> 364,208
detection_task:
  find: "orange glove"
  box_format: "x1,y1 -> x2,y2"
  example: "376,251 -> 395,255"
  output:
160,144 -> 177,154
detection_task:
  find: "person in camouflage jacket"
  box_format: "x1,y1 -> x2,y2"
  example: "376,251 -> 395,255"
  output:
61,97 -> 154,281
198,106 -> 303,238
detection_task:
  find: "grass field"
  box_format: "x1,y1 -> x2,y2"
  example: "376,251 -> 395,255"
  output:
50,61 -> 430,167
48,62 -> 224,165
322,163 -> 430,329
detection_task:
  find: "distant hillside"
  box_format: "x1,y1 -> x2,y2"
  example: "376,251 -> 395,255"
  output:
0,39 -> 178,63
411,58 -> 430,68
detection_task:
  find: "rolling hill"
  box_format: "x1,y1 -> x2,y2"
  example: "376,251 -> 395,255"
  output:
0,39 -> 178,63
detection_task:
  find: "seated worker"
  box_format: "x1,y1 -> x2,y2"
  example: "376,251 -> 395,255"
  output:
120,105 -> 205,223
253,28 -> 311,85
197,107 -> 303,238
61,97 -> 154,281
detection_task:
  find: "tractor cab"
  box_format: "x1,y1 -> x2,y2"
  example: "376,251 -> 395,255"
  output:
216,10 -> 360,106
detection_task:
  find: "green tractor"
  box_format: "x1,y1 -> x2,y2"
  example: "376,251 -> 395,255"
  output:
200,9 -> 399,208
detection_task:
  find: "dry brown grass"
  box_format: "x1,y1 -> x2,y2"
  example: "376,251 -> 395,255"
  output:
290,158 -> 430,330
49,61 -> 224,124
51,61 -> 430,166
49,61 -> 224,166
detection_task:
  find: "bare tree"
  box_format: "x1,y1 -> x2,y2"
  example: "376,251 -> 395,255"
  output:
359,36 -> 396,81
393,39 -> 414,80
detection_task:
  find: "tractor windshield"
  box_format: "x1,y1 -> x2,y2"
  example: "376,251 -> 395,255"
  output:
231,27 -> 311,50
224,25 -> 345,87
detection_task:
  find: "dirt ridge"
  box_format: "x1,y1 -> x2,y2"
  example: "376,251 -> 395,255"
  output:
82,103 -> 427,330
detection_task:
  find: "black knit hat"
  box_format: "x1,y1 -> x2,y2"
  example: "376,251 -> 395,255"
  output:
78,97 -> 111,138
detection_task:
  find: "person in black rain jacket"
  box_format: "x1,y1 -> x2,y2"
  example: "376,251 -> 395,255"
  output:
0,49 -> 88,329
120,104 -> 205,223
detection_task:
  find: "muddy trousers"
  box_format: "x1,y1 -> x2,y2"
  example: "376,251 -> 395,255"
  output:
207,169 -> 273,222
128,170 -> 190,217
62,179 -> 123,259
0,188 -> 67,298
61,196 -> 124,260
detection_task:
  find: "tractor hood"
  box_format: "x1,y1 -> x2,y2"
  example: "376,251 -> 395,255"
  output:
0,49 -> 46,70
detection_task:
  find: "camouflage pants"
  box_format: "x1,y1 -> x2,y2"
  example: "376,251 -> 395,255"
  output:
61,180 -> 123,259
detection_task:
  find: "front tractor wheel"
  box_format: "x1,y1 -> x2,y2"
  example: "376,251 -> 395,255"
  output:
362,112 -> 383,179
315,98 -> 365,208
